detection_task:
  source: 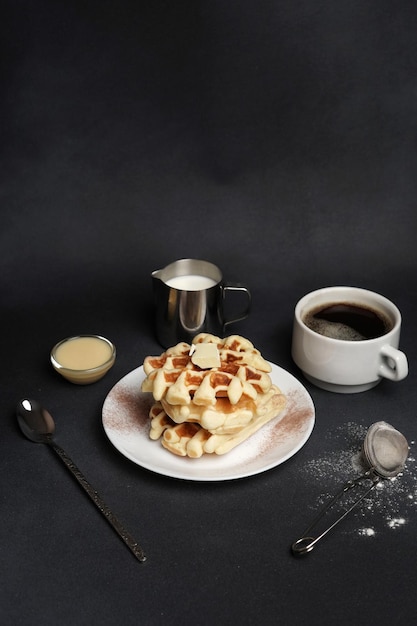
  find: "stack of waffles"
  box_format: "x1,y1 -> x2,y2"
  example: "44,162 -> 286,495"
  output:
141,333 -> 286,457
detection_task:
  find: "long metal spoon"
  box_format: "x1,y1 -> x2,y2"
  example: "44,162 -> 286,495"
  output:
291,421 -> 409,555
17,398 -> 146,562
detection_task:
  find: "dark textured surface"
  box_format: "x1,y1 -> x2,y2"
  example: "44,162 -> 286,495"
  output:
2,2 -> 417,624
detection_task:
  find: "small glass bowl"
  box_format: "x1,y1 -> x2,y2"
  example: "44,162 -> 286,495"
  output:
50,335 -> 116,384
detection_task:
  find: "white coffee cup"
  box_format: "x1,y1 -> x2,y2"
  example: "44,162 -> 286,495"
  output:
291,286 -> 408,393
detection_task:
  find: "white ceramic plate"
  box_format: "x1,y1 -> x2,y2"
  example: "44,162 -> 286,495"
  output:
102,362 -> 315,481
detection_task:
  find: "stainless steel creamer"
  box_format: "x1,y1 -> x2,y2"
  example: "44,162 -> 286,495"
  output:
152,259 -> 251,347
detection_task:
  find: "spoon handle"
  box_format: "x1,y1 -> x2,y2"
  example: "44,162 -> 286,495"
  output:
49,440 -> 147,562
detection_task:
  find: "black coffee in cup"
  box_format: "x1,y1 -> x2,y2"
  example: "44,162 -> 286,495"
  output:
302,302 -> 393,341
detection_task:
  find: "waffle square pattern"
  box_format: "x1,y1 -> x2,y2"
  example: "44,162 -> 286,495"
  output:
141,334 -> 286,457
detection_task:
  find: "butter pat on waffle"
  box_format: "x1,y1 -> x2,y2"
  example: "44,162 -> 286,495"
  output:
141,333 -> 286,457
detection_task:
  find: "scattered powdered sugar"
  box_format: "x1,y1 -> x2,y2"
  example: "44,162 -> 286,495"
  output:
387,517 -> 406,529
299,422 -> 416,538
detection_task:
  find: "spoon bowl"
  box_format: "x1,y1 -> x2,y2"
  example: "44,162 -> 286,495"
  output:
17,399 -> 55,443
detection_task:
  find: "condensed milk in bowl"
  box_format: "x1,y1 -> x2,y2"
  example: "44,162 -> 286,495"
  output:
50,335 -> 116,384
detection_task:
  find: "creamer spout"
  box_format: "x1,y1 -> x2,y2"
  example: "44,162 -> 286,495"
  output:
152,269 -> 163,280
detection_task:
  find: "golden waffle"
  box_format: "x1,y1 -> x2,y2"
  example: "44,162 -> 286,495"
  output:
142,334 -> 287,457
141,333 -> 272,408
149,386 -> 286,457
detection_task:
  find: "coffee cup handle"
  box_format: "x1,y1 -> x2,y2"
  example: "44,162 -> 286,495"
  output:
221,283 -> 251,329
379,345 -> 408,381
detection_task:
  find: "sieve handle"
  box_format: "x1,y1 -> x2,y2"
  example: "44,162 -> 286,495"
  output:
291,474 -> 379,555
